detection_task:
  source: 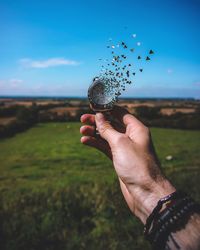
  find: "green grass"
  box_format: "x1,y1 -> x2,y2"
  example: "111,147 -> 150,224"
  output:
0,123 -> 199,194
0,123 -> 114,193
151,127 -> 200,168
0,123 -> 200,250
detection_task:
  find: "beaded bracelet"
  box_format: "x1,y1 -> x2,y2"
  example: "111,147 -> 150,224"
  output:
151,198 -> 200,249
147,195 -> 190,241
144,191 -> 183,236
149,196 -> 192,245
144,192 -> 200,250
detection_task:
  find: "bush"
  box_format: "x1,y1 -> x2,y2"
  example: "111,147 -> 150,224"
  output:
135,106 -> 162,119
134,107 -> 200,130
0,105 -> 23,117
0,104 -> 39,138
0,183 -> 150,250
1,169 -> 199,250
16,105 -> 39,124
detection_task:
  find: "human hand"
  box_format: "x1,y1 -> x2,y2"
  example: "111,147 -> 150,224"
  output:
80,106 -> 175,223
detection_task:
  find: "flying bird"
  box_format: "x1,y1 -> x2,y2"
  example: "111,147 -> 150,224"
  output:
149,50 -> 154,54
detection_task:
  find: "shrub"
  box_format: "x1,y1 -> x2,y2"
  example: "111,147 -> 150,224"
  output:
135,106 -> 162,119
0,183 -> 149,250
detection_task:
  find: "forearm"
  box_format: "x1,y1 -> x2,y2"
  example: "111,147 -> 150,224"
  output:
128,179 -> 200,250
128,178 -> 176,224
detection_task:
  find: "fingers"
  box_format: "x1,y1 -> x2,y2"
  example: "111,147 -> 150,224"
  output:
81,113 -> 125,133
80,106 -> 149,146
80,114 -> 95,125
80,125 -> 95,136
80,124 -> 112,158
80,136 -> 112,159
95,113 -> 122,146
81,107 -> 144,129
80,113 -> 123,146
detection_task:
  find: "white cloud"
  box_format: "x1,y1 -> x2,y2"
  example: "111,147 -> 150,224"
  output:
19,58 -> 80,68
10,79 -> 23,84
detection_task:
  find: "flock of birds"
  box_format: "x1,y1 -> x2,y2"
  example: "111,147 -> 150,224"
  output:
95,34 -> 154,101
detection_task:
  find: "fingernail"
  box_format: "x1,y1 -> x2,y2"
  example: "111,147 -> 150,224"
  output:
96,113 -> 104,121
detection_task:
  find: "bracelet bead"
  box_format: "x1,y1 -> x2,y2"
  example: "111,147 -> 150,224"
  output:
144,191 -> 200,250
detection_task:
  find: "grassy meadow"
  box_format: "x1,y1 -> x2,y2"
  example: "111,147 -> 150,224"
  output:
0,122 -> 200,250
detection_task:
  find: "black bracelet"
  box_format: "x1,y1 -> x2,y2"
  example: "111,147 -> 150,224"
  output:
150,196 -> 191,245
152,199 -> 200,249
144,191 -> 183,237
147,195 -> 190,241
144,193 -> 200,250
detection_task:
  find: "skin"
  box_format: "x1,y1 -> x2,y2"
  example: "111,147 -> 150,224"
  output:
80,105 -> 200,249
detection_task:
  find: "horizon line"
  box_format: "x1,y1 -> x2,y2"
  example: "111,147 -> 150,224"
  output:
0,95 -> 199,100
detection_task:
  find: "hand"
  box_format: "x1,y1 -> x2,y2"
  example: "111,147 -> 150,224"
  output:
80,106 -> 175,223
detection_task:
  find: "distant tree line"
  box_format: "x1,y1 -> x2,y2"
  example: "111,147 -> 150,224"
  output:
134,106 -> 200,130
0,104 -> 39,138
0,104 -> 199,139
0,102 -> 71,117
0,103 -> 93,138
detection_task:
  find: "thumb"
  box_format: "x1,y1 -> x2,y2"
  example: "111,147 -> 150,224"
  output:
95,113 -> 121,145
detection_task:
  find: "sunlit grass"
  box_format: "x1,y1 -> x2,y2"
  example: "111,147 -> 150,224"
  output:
0,123 -> 199,194
0,123 -> 199,250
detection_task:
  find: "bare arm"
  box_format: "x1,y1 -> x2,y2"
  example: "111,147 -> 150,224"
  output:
80,106 -> 200,250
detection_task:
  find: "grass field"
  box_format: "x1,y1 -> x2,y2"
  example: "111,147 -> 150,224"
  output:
0,123 -> 199,191
0,123 -> 200,250
0,123 -> 114,193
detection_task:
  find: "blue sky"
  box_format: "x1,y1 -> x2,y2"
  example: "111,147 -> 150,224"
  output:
0,0 -> 200,98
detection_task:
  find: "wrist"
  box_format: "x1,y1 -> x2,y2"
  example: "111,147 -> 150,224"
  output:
129,178 -> 176,224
